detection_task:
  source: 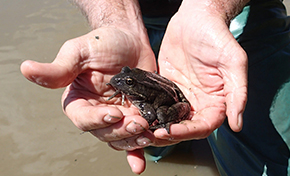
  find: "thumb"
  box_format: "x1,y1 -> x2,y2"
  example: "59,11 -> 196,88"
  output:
20,39 -> 82,89
224,47 -> 248,132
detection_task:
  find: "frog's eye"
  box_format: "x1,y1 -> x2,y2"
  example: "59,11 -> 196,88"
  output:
126,78 -> 134,85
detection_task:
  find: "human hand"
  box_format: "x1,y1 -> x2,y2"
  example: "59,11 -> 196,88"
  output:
121,0 -> 248,173
21,0 -> 159,173
20,27 -> 157,173
155,0 -> 248,144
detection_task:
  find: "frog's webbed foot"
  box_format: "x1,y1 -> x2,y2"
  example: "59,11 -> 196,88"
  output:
149,123 -> 171,134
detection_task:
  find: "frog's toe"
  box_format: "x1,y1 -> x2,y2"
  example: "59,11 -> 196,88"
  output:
165,123 -> 171,134
149,123 -> 171,134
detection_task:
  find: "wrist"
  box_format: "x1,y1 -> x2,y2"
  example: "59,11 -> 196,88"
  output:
73,0 -> 147,36
180,0 -> 249,25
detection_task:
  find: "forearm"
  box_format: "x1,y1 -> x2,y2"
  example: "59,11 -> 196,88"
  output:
180,0 -> 250,25
73,0 -> 145,32
211,0 -> 250,23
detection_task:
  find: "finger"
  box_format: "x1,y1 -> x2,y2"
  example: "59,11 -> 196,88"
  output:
225,86 -> 247,132
20,39 -> 83,89
90,115 -> 150,142
126,149 -> 146,175
63,93 -> 124,131
108,131 -> 154,151
222,47 -> 248,132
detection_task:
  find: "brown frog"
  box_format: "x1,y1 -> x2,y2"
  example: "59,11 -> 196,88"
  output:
107,66 -> 191,134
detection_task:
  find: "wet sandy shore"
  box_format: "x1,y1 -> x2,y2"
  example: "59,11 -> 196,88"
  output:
1,1 -> 289,175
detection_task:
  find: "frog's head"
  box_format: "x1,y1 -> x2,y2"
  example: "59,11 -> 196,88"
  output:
109,66 -> 136,90
107,66 -> 146,100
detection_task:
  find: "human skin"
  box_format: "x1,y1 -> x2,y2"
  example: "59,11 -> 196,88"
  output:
20,0 -> 248,174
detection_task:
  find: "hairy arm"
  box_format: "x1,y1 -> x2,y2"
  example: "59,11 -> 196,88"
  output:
207,0 -> 250,24
73,0 -> 145,31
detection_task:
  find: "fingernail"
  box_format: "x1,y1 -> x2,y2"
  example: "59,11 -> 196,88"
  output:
136,136 -> 152,146
103,114 -> 121,123
126,121 -> 145,134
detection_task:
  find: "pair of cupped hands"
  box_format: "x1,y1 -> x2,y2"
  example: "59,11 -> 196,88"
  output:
21,8 -> 247,174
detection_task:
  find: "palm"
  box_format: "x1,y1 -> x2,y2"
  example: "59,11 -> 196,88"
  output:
62,28 -> 157,131
124,12 -> 247,174
153,12 -> 247,143
21,27 -> 156,132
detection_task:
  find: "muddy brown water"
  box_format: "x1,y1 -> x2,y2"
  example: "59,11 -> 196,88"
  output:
1,0 -> 289,175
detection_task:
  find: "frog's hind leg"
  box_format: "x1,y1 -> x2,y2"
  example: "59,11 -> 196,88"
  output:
149,123 -> 171,134
152,106 -> 172,134
155,103 -> 190,134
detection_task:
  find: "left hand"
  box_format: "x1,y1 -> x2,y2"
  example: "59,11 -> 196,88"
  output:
112,0 -> 248,173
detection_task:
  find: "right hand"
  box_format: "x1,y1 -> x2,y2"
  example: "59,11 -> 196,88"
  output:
21,27 -> 156,145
